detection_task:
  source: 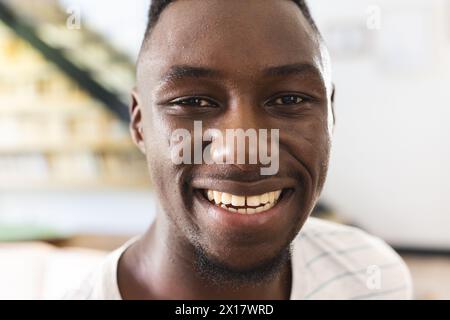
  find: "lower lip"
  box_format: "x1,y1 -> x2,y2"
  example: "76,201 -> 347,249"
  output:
194,189 -> 294,230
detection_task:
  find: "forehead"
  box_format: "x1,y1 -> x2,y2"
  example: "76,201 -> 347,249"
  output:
139,0 -> 324,82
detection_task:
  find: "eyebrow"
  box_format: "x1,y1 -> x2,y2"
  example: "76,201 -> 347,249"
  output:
160,65 -> 223,83
159,62 -> 323,84
263,63 -> 323,80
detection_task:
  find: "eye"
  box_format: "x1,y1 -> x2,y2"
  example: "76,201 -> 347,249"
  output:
267,94 -> 305,106
169,97 -> 219,108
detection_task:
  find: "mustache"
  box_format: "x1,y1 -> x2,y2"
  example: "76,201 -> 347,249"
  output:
186,164 -> 297,183
193,170 -> 270,183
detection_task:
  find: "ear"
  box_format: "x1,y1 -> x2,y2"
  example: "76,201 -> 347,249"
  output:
328,83 -> 336,135
330,83 -> 336,131
129,88 -> 146,154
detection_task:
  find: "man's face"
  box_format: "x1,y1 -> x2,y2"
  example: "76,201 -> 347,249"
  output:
133,0 -> 333,272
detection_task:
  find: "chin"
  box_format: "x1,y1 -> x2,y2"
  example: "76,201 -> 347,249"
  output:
192,239 -> 292,285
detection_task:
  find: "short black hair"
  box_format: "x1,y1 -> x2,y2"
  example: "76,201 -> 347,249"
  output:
144,0 -> 319,40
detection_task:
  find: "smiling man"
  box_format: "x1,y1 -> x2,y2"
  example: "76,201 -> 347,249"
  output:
70,0 -> 412,300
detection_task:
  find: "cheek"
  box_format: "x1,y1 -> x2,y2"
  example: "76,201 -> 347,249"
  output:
141,113 -> 195,211
283,117 -> 331,185
140,114 -> 173,190
302,120 -> 331,194
142,108 -> 179,164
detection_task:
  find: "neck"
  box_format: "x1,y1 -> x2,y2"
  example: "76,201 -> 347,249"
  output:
118,214 -> 292,300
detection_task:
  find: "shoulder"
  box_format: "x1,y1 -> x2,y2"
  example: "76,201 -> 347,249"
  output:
291,218 -> 413,300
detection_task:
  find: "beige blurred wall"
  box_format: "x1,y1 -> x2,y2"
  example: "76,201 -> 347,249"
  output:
309,0 -> 450,248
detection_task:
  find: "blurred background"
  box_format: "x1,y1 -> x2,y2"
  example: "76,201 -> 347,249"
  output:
0,0 -> 448,299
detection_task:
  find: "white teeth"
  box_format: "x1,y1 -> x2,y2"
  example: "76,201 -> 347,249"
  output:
255,206 -> 265,213
275,190 -> 281,199
231,195 -> 245,207
213,191 -> 222,204
268,191 -> 275,203
247,195 -> 261,206
205,189 -> 283,215
260,193 -> 269,204
221,192 -> 232,205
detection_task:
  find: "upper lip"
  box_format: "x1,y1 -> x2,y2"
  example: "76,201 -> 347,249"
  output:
190,176 -> 297,196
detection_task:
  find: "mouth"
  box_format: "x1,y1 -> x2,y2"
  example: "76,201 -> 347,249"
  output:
191,176 -> 297,232
193,185 -> 295,234
203,189 -> 283,214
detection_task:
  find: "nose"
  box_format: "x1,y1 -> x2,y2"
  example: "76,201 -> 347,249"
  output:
208,99 -> 263,171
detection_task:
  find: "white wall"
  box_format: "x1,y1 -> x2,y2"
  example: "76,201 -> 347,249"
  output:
58,0 -> 149,60
309,0 -> 450,248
